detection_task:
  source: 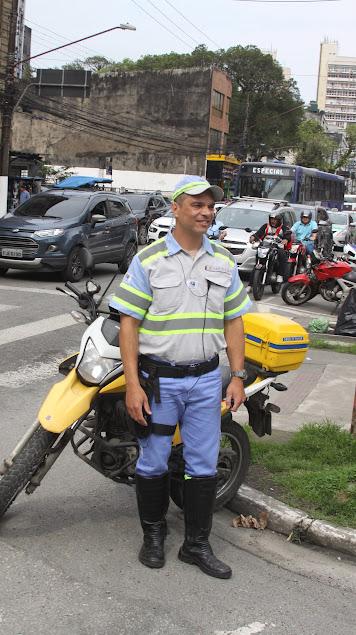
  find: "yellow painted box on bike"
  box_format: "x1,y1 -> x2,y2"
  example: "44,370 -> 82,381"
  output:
242,312 -> 309,372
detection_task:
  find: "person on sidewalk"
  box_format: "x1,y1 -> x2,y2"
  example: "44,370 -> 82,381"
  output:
18,185 -> 30,205
109,175 -> 251,579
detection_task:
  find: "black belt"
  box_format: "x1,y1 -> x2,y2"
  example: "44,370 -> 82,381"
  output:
139,354 -> 219,403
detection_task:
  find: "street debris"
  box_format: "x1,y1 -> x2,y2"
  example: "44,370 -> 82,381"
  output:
231,511 -> 268,530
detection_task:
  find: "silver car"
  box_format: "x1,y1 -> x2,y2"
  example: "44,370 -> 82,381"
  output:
216,200 -> 296,274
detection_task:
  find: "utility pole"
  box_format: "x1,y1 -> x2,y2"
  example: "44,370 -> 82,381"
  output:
0,0 -> 19,215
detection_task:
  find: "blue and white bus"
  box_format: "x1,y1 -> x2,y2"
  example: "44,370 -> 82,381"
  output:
235,162 -> 345,210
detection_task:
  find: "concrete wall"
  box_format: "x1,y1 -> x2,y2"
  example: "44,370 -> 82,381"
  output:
12,67 -> 222,178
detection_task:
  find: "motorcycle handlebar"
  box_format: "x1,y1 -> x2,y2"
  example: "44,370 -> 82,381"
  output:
65,281 -> 81,296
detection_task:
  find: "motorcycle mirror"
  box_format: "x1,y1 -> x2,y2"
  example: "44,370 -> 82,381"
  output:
86,279 -> 101,295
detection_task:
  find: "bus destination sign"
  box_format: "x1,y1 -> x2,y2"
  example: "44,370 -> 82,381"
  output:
241,165 -> 296,177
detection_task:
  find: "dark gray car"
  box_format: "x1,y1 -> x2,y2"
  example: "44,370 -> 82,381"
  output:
122,192 -> 171,244
0,189 -> 138,281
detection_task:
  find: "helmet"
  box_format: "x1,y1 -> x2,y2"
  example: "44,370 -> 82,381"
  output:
301,210 -> 312,222
269,212 -> 282,226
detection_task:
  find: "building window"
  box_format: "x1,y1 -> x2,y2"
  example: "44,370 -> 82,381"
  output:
212,89 -> 224,118
209,128 -> 222,152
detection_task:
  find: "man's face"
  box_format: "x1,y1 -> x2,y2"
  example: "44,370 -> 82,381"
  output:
172,192 -> 215,235
301,215 -> 310,224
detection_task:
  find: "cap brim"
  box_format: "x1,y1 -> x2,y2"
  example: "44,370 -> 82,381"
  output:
183,183 -> 224,202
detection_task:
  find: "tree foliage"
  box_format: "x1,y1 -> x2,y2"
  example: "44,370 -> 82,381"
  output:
332,124 -> 356,172
62,56 -> 113,72
294,120 -> 337,171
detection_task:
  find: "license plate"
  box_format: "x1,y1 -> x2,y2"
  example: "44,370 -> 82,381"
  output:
1,248 -> 23,258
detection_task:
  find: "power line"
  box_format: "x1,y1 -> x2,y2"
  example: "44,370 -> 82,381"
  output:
145,0 -> 201,46
129,0 -> 194,49
232,0 -> 339,3
161,0 -> 221,48
24,18 -> 106,57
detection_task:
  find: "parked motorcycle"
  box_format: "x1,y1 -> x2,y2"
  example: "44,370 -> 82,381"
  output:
251,236 -> 285,301
282,255 -> 356,306
0,272 -> 290,519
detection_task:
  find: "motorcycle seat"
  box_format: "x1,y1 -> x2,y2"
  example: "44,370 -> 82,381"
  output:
343,271 -> 356,282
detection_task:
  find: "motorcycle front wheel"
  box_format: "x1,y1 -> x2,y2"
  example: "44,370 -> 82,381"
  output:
0,426 -> 57,518
252,268 -> 265,301
281,281 -> 313,306
271,281 -> 282,294
169,419 -> 250,511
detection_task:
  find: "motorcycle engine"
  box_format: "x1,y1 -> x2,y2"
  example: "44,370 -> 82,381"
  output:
92,399 -> 137,477
320,280 -> 342,301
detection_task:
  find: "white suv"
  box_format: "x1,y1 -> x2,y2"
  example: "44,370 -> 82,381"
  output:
216,198 -> 296,274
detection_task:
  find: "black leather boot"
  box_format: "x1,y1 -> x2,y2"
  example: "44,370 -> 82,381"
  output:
178,476 -> 232,579
135,472 -> 169,569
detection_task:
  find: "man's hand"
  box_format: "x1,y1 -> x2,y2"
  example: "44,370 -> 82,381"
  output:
126,384 -> 152,426
249,235 -> 256,244
225,378 -> 246,412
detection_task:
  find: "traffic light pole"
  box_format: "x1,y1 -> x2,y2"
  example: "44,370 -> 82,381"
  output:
0,0 -> 19,215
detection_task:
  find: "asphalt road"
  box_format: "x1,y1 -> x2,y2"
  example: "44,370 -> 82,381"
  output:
0,265 -> 355,635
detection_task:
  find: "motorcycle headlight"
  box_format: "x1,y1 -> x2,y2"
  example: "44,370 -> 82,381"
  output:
77,338 -> 121,385
290,244 -> 299,253
33,229 -> 64,237
257,247 -> 269,257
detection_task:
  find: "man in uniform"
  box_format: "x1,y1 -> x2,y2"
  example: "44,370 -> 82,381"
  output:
109,175 -> 251,579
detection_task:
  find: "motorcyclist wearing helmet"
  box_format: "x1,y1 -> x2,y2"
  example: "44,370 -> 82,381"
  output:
291,210 -> 318,254
248,211 -> 291,283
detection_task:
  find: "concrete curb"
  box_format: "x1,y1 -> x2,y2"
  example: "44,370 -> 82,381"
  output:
309,331 -> 356,345
227,484 -> 356,559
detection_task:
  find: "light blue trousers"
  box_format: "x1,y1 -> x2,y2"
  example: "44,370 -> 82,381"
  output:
136,367 -> 222,478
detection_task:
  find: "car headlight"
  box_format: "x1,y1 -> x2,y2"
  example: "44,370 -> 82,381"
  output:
33,229 -> 64,237
77,338 -> 121,385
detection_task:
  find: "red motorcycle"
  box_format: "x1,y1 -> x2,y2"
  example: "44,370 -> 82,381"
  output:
282,257 -> 356,306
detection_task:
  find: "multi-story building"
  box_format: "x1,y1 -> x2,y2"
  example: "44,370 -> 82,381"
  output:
12,67 -> 232,193
317,40 -> 356,130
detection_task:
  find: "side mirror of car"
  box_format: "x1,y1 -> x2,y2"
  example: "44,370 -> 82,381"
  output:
91,214 -> 106,225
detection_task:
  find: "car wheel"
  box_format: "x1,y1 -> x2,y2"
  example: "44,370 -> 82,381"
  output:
138,224 -> 148,245
119,242 -> 137,274
61,247 -> 86,282
0,268 -> 8,276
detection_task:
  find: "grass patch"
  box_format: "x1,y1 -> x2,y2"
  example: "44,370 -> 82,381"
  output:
248,421 -> 356,528
310,339 -> 356,355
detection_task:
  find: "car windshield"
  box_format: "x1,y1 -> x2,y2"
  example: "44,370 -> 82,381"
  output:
328,212 -> 348,226
122,195 -> 147,210
14,194 -> 87,219
217,206 -> 270,231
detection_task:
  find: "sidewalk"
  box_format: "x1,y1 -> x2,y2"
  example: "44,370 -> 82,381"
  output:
234,347 -> 356,432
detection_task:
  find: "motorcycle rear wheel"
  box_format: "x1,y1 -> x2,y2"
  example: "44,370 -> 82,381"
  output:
252,268 -> 265,301
281,281 -> 312,306
0,426 -> 57,518
169,419 -> 250,511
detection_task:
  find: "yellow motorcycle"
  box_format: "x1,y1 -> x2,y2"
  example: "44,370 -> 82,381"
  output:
0,275 -> 309,518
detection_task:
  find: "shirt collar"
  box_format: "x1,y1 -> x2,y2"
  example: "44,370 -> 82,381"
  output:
165,231 -> 214,256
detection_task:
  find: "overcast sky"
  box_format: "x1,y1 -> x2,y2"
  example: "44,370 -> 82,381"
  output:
26,0 -> 355,103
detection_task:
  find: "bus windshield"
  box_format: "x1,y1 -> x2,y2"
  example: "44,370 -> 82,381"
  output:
239,175 -> 295,202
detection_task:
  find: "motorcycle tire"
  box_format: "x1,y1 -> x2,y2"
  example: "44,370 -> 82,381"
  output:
252,268 -> 265,301
271,281 -> 282,294
169,419 -> 250,512
281,281 -> 312,306
0,426 -> 57,518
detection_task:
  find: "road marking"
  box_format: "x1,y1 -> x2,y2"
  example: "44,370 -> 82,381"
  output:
0,284 -> 60,296
0,313 -> 77,347
0,352 -> 75,387
0,304 -> 19,312
257,302 -> 335,320
215,622 -> 269,635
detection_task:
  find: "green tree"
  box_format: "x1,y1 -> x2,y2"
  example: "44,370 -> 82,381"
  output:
295,120 -> 336,170
331,124 -> 356,172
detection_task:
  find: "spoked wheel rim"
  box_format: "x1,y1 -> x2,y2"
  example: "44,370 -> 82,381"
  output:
70,252 -> 85,281
216,431 -> 243,499
284,282 -> 312,305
